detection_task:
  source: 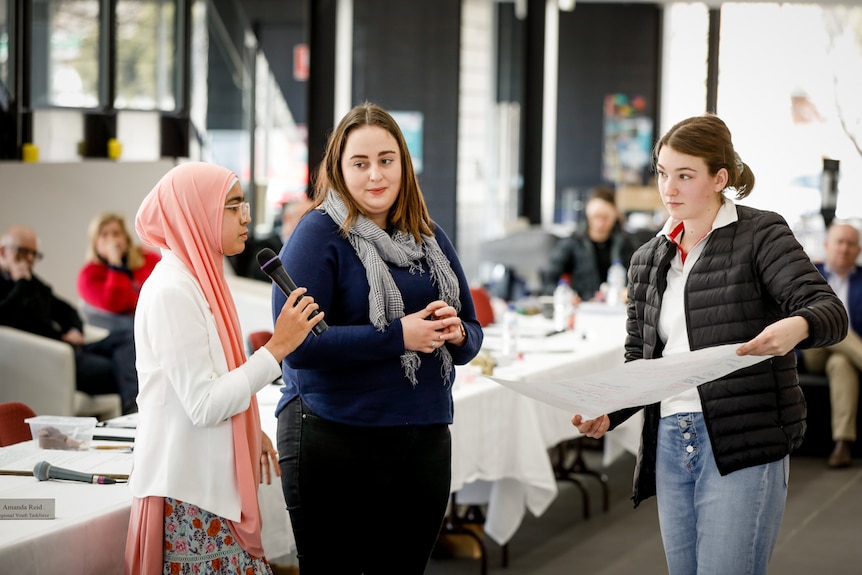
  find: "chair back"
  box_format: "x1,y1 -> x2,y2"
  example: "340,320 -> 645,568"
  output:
248,330 -> 273,354
0,326 -> 76,416
0,402 -> 37,447
469,286 -> 495,327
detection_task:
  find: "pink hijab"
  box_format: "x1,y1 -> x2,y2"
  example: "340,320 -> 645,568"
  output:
125,162 -> 266,573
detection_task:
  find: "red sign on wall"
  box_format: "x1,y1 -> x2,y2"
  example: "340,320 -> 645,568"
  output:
293,44 -> 309,81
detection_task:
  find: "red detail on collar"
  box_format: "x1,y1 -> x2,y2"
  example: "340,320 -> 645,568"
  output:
669,222 -> 685,243
669,222 -> 687,263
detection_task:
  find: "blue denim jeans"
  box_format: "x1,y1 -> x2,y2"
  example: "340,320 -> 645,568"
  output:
656,413 -> 789,575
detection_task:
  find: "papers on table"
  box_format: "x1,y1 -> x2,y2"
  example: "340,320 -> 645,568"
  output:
92,427 -> 136,442
92,413 -> 138,442
0,441 -> 133,476
101,413 -> 139,428
481,322 -> 598,354
491,344 -> 771,419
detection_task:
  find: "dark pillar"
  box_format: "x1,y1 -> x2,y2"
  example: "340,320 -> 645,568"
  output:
306,0 -> 337,196
160,0 -> 192,158
821,159 -> 840,228
521,0 -> 545,225
706,8 -> 720,114
1,0 -> 32,159
79,0 -> 118,158
80,112 -> 117,158
105,0 -> 117,107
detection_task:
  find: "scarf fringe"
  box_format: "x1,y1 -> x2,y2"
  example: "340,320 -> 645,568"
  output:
401,352 -> 421,387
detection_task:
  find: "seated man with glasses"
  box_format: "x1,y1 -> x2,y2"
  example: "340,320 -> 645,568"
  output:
0,225 -> 139,414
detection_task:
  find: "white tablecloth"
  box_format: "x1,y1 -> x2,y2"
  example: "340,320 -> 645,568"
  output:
449,377 -> 559,544
0,442 -> 133,575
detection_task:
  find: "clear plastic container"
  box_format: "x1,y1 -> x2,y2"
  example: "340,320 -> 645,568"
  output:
25,416 -> 97,450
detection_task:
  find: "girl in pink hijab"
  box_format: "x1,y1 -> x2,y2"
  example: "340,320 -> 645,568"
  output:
125,162 -> 323,574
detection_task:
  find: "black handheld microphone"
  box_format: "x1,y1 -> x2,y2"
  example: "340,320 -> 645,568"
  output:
256,248 -> 328,335
33,461 -> 119,485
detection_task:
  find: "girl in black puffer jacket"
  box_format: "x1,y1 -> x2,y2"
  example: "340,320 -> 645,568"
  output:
572,114 -> 847,575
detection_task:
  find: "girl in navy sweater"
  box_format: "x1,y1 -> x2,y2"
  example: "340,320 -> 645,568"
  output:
273,102 -> 483,574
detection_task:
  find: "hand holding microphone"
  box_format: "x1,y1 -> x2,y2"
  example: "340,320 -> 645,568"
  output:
257,248 -> 328,336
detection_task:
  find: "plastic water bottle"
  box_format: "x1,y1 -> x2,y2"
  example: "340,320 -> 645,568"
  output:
501,303 -> 519,360
553,280 -> 574,332
606,259 -> 626,306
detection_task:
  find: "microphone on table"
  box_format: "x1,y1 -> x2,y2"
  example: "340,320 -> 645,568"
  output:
256,248 -> 328,336
33,461 -> 119,485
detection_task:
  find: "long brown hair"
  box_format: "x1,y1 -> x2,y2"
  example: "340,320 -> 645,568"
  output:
654,114 -> 756,200
85,212 -> 145,269
312,102 -> 434,242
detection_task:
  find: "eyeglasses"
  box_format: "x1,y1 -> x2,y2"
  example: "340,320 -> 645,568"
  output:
3,244 -> 44,261
224,202 -> 251,221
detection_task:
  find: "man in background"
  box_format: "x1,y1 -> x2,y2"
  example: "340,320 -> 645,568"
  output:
802,221 -> 862,468
0,225 -> 139,413
541,186 -> 638,301
231,190 -> 313,281
277,190 -> 314,242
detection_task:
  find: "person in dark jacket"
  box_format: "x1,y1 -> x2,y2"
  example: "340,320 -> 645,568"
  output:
0,225 -> 139,411
571,114 -> 848,575
541,186 -> 639,301
801,221 -> 862,468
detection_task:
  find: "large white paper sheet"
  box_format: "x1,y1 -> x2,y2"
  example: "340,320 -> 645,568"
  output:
490,344 -> 771,419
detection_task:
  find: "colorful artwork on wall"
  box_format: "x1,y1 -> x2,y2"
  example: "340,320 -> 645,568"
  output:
602,94 -> 653,186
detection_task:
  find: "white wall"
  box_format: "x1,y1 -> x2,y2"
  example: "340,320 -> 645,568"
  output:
457,0 -> 496,285
0,160 -> 177,303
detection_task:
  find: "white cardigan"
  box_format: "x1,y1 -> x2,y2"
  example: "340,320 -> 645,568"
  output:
128,250 -> 281,521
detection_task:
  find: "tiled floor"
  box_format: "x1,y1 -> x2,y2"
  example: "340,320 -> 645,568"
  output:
426,448 -> 862,575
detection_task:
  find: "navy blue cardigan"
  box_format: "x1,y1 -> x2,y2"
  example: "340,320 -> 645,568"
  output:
272,209 -> 483,426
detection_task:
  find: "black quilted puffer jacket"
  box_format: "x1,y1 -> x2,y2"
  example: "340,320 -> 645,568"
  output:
609,205 -> 848,507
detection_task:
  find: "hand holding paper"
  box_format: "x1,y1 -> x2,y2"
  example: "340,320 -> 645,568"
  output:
490,344 -> 771,420
571,413 -> 610,439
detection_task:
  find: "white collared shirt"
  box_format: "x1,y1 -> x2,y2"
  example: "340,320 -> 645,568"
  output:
658,200 -> 739,417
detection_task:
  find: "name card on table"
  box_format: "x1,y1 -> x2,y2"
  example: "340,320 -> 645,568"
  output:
0,499 -> 55,519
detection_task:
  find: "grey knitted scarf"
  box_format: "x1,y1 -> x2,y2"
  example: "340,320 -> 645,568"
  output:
322,190 -> 461,386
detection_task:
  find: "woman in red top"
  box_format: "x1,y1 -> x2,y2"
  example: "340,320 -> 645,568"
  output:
77,212 -> 160,331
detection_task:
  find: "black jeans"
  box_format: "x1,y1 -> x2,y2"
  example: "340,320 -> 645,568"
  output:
277,397 -> 451,575
75,327 -> 138,406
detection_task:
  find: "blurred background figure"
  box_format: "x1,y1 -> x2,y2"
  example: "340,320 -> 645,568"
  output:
801,220 -> 862,468
77,212 -> 160,333
541,186 -> 639,301
1,224 -> 138,414
274,190 -> 313,244
230,190 -> 313,282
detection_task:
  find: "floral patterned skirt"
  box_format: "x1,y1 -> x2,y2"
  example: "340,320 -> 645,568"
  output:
163,497 -> 273,575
